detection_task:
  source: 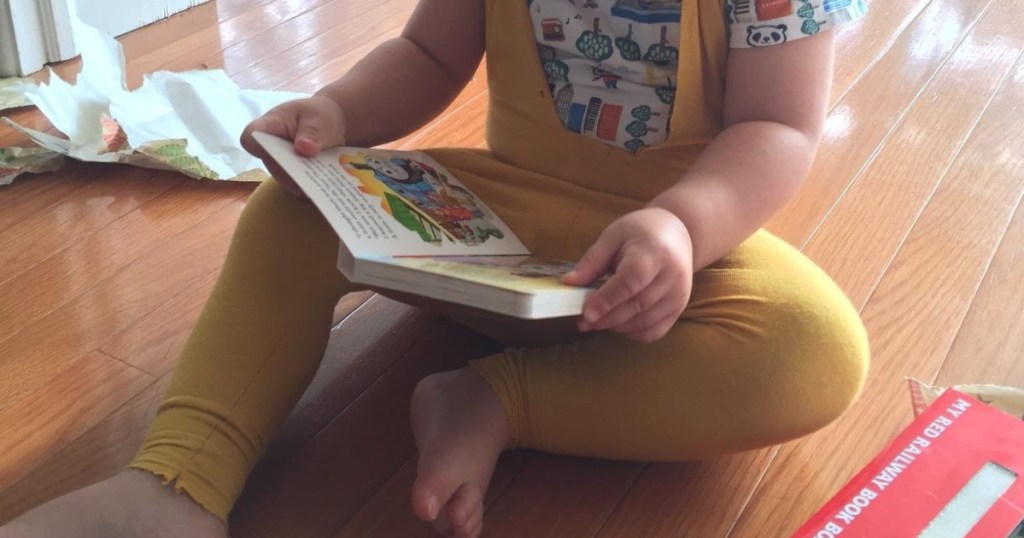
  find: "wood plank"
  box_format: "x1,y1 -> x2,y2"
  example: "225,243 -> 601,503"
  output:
332,291 -> 376,328
229,1 -> 414,92
126,0 -> 356,82
0,166 -> 178,288
216,0 -> 414,82
119,0 -> 331,72
804,4 -> 1024,308
119,1 -> 217,48
98,267 -> 219,376
766,0 -> 993,246
214,0 -> 337,44
0,374 -> 171,523
335,451 -> 532,538
99,275 -> 373,379
119,8 -> 225,87
596,451 -> 775,537
483,456 -> 642,538
0,351 -> 153,491
229,316 -> 497,538
215,0 -> 286,23
831,0 -> 930,104
117,3 -> 221,87
730,47 -> 1024,537
395,94 -> 489,151
0,187 -> 247,409
333,458 -> 444,538
0,108 -> 56,146
386,63 -> 489,151
933,194 -> 1024,385
0,177 -> 251,354
0,170 -> 91,232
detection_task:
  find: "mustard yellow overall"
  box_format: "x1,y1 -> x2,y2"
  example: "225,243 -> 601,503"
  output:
130,0 -> 869,520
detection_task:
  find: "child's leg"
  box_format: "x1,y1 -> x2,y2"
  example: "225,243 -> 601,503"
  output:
410,230 -> 869,536
129,179 -> 356,518
4,180 -> 354,537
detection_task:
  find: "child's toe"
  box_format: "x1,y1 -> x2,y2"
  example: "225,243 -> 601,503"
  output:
469,516 -> 484,538
463,506 -> 484,538
448,483 -> 485,537
411,471 -> 459,522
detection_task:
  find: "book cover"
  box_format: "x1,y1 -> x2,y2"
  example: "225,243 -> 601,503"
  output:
794,389 -> 1024,537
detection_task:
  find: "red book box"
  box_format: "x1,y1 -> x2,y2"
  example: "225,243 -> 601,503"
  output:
793,389 -> 1024,537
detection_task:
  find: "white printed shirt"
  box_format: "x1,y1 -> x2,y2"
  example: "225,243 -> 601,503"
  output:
529,0 -> 868,151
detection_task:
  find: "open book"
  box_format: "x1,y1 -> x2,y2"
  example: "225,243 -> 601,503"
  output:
253,132 -> 596,318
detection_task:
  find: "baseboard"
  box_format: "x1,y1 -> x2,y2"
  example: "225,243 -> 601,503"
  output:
73,0 -> 212,42
0,0 -> 212,77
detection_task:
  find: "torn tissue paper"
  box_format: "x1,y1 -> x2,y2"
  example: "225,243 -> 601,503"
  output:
1,19 -> 309,184
0,147 -> 65,186
0,78 -> 36,111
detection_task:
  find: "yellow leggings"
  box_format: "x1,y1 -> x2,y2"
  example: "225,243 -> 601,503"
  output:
129,179 -> 869,521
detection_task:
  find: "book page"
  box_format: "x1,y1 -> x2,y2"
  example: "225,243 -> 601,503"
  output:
253,132 -> 530,258
375,256 -> 600,295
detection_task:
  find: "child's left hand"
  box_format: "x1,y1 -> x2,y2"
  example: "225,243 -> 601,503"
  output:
563,207 -> 693,342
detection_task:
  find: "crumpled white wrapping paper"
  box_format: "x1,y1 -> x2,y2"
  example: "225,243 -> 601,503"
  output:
2,19 -> 309,184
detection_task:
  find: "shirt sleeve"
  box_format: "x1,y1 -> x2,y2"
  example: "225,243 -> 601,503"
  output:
726,0 -> 868,49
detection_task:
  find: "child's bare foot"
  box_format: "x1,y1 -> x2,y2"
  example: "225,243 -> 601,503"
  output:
410,368 -> 512,538
0,469 -> 226,538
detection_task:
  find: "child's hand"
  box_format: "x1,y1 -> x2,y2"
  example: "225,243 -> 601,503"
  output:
563,208 -> 693,342
240,95 -> 347,198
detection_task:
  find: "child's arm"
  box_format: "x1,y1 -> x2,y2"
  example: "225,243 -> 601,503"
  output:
241,0 -> 484,194
649,32 -> 834,269
315,0 -> 485,147
565,32 -> 835,342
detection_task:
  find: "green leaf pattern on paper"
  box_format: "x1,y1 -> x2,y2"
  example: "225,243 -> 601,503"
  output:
151,143 -> 220,179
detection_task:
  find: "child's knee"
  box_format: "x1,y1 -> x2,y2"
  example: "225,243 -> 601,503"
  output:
763,286 -> 870,440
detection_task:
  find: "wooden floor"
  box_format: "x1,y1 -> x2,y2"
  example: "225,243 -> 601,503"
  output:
1,0 -> 1022,536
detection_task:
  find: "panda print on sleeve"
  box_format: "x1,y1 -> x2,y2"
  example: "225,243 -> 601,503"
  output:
747,24 -> 787,47
727,0 -> 868,49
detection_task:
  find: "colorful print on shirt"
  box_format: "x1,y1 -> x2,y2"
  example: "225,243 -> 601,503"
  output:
530,0 -> 682,152
726,0 -> 868,48
530,0 -> 868,152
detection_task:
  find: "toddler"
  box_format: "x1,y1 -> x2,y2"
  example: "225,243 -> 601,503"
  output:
3,1 -> 869,537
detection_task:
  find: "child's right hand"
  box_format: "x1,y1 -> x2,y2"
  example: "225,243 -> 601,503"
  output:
240,95 -> 347,197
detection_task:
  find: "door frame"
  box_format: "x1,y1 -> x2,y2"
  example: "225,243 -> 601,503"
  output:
0,0 -> 75,76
